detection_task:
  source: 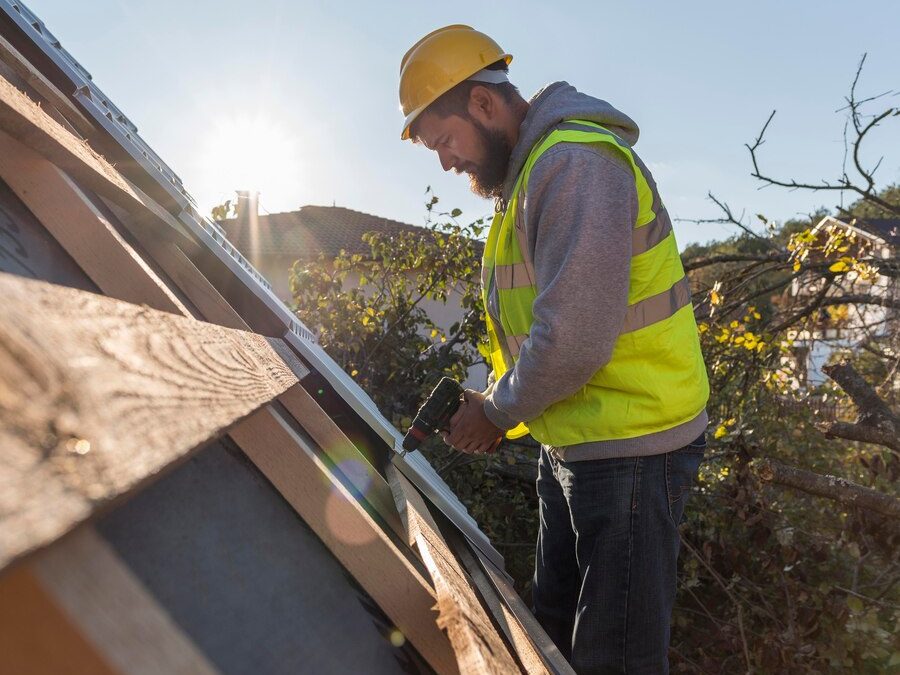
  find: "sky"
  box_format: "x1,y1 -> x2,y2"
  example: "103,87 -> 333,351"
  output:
24,0 -> 900,249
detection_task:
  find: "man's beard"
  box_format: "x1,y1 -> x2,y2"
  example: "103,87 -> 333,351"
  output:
466,120 -> 512,200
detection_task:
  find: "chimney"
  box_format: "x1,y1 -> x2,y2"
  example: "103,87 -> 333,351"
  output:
235,190 -> 258,225
235,190 -> 261,268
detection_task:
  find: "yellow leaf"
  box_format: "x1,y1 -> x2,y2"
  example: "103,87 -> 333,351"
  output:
829,261 -> 849,273
714,425 -> 727,439
710,290 -> 721,306
430,328 -> 439,338
793,260 -> 801,272
725,418 -> 736,426
351,369 -> 358,377
698,323 -> 708,334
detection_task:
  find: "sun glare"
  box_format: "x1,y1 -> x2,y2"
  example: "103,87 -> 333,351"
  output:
200,111 -> 304,211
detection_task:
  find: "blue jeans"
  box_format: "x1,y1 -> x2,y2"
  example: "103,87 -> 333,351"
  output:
532,434 -> 706,674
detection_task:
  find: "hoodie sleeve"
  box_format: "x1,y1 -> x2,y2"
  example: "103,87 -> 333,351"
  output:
483,143 -> 636,431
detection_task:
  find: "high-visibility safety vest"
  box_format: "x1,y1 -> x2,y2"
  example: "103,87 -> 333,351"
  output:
481,120 -> 709,445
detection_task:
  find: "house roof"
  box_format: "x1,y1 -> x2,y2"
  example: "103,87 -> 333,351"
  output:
815,216 -> 900,248
219,206 -> 431,260
855,218 -> 900,246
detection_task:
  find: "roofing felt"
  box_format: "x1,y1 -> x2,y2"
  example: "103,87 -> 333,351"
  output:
219,206 -> 431,260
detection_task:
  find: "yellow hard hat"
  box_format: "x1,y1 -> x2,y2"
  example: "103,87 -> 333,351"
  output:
399,25 -> 512,140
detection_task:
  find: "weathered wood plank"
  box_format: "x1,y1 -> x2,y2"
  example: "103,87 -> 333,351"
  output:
0,130 -> 190,316
473,549 -> 574,675
100,197 -> 250,332
277,384 -> 404,540
0,71 -> 143,209
386,464 -> 522,675
32,527 -> 220,675
228,406 -> 459,675
0,33 -> 95,136
450,533 -> 556,675
0,272 -> 298,571
0,71 -> 195,243
0,564 -> 120,675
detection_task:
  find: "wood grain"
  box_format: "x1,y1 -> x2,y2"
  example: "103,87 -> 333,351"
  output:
32,527 -> 219,675
0,72 -> 142,208
0,130 -> 190,316
228,405 -> 459,675
0,71 -> 195,243
451,534 -> 557,675
474,550 -> 574,675
386,464 -> 522,674
0,272 -> 298,571
0,34 -> 95,136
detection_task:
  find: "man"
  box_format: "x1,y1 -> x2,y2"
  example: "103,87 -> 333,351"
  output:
399,25 -> 709,674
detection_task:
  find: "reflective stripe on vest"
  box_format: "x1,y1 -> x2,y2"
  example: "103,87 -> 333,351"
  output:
501,276 -> 691,358
480,118 -> 709,445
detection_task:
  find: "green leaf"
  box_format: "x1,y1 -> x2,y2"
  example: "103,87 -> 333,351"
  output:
846,596 -> 864,612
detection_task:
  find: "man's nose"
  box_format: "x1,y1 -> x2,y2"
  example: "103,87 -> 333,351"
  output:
438,149 -> 457,173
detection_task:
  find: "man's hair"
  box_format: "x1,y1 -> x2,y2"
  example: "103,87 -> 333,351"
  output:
410,61 -> 520,141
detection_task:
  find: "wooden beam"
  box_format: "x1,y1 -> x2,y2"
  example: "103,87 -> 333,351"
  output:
472,549 -> 574,675
0,71 -> 144,210
227,406 -> 459,675
0,130 -> 190,315
0,70 -> 194,243
0,564 -> 120,675
100,197 -> 250,331
386,464 -> 522,674
32,527 -> 219,675
450,533 -> 559,675
277,384 -> 404,540
0,272 -> 298,571
0,33 -> 95,136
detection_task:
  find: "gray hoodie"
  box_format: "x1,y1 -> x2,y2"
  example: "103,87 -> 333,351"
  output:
482,82 -> 708,460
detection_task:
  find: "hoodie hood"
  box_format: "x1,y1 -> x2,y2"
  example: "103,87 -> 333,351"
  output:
501,82 -> 640,201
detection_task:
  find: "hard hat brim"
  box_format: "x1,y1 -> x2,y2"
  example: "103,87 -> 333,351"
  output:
400,53 -> 513,140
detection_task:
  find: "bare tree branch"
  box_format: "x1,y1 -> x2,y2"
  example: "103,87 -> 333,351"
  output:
683,251 -> 788,272
755,458 -> 900,519
818,360 -> 899,452
745,55 -> 900,217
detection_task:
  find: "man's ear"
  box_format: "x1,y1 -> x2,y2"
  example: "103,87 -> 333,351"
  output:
467,85 -> 495,125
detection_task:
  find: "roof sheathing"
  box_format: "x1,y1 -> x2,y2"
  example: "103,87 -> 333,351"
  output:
0,0 -> 502,571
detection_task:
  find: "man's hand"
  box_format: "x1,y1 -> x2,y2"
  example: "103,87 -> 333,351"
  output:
443,389 -> 503,454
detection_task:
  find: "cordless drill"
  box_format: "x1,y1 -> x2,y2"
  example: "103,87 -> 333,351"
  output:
402,378 -> 464,452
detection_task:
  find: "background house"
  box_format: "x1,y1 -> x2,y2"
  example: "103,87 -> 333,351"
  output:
220,193 -> 489,389
788,215 -> 898,387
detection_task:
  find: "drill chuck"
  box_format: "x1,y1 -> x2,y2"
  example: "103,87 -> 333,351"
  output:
402,378 -> 464,452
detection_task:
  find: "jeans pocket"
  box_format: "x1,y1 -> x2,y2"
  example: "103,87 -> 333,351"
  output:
665,440 -> 705,526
